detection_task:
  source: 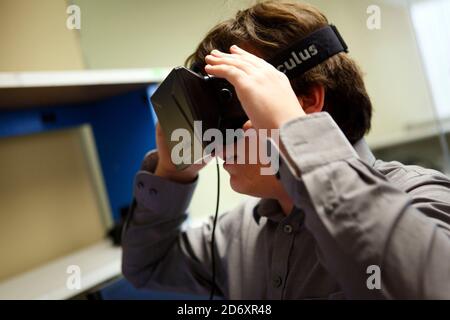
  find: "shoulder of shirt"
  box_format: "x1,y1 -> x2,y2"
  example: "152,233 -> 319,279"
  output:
373,159 -> 450,192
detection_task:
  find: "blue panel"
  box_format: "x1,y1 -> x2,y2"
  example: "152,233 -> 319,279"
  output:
88,89 -> 156,221
147,84 -> 159,126
97,278 -> 207,300
0,109 -> 45,137
0,87 -> 157,221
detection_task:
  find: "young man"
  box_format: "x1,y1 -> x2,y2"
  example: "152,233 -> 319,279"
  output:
122,1 -> 450,299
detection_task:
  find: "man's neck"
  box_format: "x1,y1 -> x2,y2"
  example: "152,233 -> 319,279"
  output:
277,193 -> 294,216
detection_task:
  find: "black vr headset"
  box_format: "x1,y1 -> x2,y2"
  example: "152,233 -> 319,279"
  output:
150,25 -> 348,170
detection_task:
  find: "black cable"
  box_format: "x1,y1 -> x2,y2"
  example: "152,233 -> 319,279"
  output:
209,157 -> 220,300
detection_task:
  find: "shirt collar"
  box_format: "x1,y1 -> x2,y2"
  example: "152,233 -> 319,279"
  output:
254,138 -> 376,223
253,198 -> 285,224
353,138 -> 376,167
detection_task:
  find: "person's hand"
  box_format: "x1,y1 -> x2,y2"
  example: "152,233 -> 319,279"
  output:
204,45 -> 306,131
154,123 -> 206,183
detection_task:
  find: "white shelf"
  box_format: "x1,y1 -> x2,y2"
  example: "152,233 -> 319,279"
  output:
0,68 -> 170,109
0,239 -> 121,300
0,69 -> 170,88
368,117 -> 450,150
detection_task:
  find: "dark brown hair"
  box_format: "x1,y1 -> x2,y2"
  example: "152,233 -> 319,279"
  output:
185,0 -> 372,144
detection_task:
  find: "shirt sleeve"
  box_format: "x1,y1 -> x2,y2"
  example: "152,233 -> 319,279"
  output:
121,151 -> 224,296
275,112 -> 450,299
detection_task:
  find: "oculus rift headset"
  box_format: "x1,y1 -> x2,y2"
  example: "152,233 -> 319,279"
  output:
151,25 -> 348,170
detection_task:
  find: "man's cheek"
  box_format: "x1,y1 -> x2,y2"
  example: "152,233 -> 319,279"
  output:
229,174 -> 246,193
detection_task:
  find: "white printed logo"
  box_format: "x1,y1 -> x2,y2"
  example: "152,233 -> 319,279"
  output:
277,45 -> 319,73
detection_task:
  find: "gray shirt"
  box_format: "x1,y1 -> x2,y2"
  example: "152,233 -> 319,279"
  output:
122,112 -> 450,299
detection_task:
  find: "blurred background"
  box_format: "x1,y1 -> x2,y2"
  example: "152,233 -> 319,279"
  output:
0,0 -> 449,299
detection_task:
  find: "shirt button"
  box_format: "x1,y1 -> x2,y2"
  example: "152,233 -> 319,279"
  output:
148,187 -> 158,195
283,224 -> 293,234
272,276 -> 282,288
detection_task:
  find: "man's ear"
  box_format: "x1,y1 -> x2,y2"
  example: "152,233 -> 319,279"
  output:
297,84 -> 325,114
